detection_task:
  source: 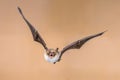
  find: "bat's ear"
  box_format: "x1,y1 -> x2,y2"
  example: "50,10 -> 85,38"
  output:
56,48 -> 59,52
46,50 -> 50,54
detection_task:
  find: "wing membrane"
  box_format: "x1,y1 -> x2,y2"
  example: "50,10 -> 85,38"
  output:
18,7 -> 48,50
60,31 -> 106,58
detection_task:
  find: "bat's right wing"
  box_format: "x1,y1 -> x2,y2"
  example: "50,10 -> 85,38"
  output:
18,7 -> 48,50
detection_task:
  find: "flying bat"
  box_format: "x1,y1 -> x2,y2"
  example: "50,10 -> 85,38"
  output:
17,7 -> 106,64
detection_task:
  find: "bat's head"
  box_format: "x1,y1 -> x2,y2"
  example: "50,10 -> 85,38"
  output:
46,48 -> 59,58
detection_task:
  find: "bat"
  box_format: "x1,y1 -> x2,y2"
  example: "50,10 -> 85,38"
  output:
18,7 -> 106,64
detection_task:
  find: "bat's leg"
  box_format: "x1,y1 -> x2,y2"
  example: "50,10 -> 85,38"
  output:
53,62 -> 56,64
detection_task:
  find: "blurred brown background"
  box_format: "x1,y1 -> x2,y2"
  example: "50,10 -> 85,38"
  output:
0,0 -> 120,80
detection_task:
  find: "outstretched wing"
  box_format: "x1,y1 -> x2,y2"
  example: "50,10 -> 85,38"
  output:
18,7 -> 48,50
60,31 -> 106,58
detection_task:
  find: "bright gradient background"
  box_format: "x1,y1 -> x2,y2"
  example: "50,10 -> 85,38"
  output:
0,0 -> 120,80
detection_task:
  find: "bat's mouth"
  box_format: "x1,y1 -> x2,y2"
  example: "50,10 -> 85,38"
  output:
50,54 -> 53,56
49,53 -> 56,57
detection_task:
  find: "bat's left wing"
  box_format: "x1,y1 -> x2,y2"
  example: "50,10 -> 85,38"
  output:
59,31 -> 106,59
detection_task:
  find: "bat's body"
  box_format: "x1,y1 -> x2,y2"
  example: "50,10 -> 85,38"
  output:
18,7 -> 106,64
44,50 -> 60,64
